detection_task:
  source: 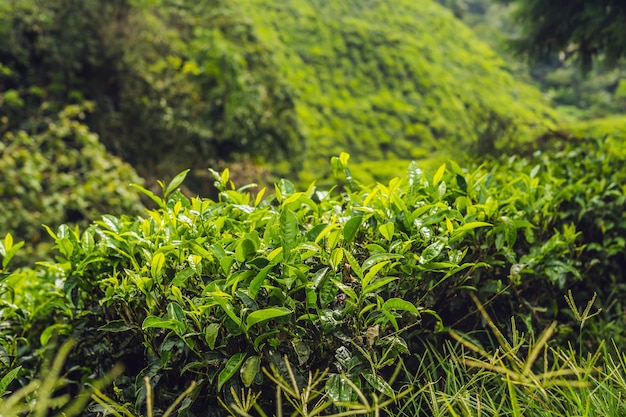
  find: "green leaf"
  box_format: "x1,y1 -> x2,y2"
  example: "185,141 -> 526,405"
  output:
215,297 -> 242,327
382,298 -> 419,315
342,249 -> 364,280
142,316 -> 182,333
131,183 -> 165,208
362,253 -> 401,271
363,372 -> 395,398
452,222 -> 493,236
326,373 -> 353,402
40,324 -> 71,346
330,247 -> 344,270
363,260 -> 390,290
437,181 -> 447,199
167,302 -> 185,322
249,263 -> 275,300
408,161 -> 423,185
220,256 -> 235,276
0,366 -> 21,396
97,320 -> 133,333
81,229 -> 95,253
277,179 -> 296,200
151,252 -> 165,280
164,169 -> 190,198
378,222 -> 395,241
245,307 -> 292,331
3,233 -> 12,252
363,276 -> 398,294
319,275 -> 337,308
335,282 -> 359,302
420,238 -> 446,264
280,208 -> 298,256
343,216 -> 363,243
240,355 -> 261,387
235,238 -> 257,263
205,323 -> 220,350
433,163 -> 446,185
58,238 -> 74,258
1,239 -> 23,269
172,267 -> 196,287
218,353 -> 246,391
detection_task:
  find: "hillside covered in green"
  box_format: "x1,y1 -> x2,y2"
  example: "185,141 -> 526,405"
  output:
238,0 -> 559,181
1,0 -> 561,190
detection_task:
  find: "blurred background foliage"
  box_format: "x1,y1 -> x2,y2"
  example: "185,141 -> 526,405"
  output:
1,0 -> 625,258
0,0 -> 304,194
441,0 -> 626,120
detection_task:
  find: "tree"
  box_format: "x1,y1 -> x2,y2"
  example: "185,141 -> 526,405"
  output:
500,0 -> 626,70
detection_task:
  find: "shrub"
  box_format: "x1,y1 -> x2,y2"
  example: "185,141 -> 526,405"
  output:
0,104 -> 144,264
33,137 -> 626,413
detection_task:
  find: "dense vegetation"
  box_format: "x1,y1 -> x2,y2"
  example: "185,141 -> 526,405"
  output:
2,0 -> 626,416
3,135 -> 626,415
239,0 -> 558,182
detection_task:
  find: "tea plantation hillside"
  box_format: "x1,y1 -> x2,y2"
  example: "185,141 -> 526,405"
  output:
0,0 -> 561,190
237,0 -> 559,182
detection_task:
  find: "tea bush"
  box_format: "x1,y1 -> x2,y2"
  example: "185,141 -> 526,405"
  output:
24,134 -> 624,414
0,104 -> 144,264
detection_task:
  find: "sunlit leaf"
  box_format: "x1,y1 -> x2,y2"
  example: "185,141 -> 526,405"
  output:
164,169 -> 190,198
245,307 -> 292,331
433,163 -> 446,185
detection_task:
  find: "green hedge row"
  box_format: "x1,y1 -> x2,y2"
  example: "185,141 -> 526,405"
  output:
2,135 -> 625,414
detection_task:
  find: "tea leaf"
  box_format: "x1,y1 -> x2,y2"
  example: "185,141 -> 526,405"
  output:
240,355 -> 261,387
40,323 -> 71,346
3,233 -> 12,252
382,298 -> 420,315
342,249 -> 364,280
420,238 -> 446,264
249,263 -> 275,300
330,247 -> 344,270
205,323 -> 220,350
343,215 -> 363,243
326,373 -> 353,402
363,371 -> 395,398
236,238 -> 257,263
246,307 -> 292,331
280,208 -> 298,256
151,253 -> 165,280
98,320 -> 133,333
172,267 -> 195,287
164,169 -> 190,198
0,366 -> 21,396
433,163 -> 446,185
378,222 -> 395,241
142,316 -> 182,332
167,302 -> 185,323
218,353 -> 246,391
363,276 -> 398,295
362,253 -> 401,271
215,297 -> 242,328
363,260 -> 390,290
